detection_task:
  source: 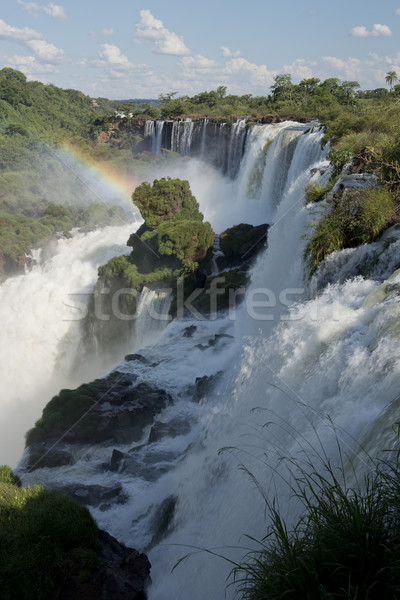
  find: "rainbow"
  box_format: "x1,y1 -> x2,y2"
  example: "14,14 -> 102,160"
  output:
59,141 -> 139,209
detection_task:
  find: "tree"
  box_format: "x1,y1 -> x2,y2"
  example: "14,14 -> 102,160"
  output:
340,81 -> 360,102
385,71 -> 398,93
158,91 -> 177,107
299,78 -> 321,95
270,74 -> 293,101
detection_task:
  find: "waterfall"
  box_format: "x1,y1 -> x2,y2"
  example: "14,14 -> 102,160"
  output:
227,118 -> 248,177
200,118 -> 208,158
144,120 -> 155,139
16,122 -> 400,600
0,223 -> 136,467
171,118 -> 195,156
153,121 -> 165,155
132,286 -> 172,349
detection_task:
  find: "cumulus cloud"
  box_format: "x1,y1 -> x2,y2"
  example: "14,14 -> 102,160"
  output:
283,58 -> 317,80
27,39 -> 64,60
135,9 -> 190,56
0,53 -> 57,82
0,18 -> 64,60
396,8 -> 400,15
0,18 -> 43,42
99,43 -> 131,68
180,54 -> 218,70
226,57 -> 275,87
350,24 -> 392,37
17,1 -> 66,19
221,46 -> 241,58
323,56 -> 362,79
101,28 -> 115,36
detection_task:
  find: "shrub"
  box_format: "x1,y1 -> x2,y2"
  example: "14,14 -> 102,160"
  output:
304,181 -> 334,204
306,186 -> 395,274
132,177 -> 203,229
0,474 -> 99,600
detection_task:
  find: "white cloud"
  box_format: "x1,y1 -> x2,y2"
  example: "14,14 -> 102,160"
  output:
99,43 -> 131,68
101,28 -> 115,36
0,18 -> 43,42
0,18 -> 64,60
396,8 -> 400,15
323,56 -> 362,79
283,58 -> 317,80
135,9 -> 190,56
226,57 -> 275,87
27,39 -> 64,60
350,24 -> 392,37
17,1 -> 66,19
221,46 -> 241,58
1,53 -> 57,80
180,54 -> 218,70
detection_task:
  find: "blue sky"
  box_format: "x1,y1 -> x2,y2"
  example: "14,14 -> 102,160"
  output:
1,0 -> 400,98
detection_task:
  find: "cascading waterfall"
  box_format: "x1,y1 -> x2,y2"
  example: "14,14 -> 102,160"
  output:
171,118 -> 195,156
131,286 -> 172,349
153,121 -> 164,155
0,223 -> 137,467
144,119 -> 155,142
200,118 -> 208,158
15,121 -> 400,600
227,118 -> 248,177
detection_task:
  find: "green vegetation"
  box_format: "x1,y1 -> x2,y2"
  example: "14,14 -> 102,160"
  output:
235,452 -> 400,600
305,181 -> 335,204
99,177 -> 213,289
0,466 -> 99,600
306,186 -> 395,274
98,254 -> 171,306
26,372 -> 126,445
132,177 -> 204,229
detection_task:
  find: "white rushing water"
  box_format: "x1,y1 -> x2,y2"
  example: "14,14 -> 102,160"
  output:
13,121 -> 400,599
0,223 -> 139,467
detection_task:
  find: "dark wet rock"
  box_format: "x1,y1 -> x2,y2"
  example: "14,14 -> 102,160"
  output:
208,333 -> 234,346
148,496 -> 177,548
194,371 -> 224,401
219,222 -> 269,264
26,373 -> 173,447
110,448 -> 126,472
27,446 -> 73,471
51,483 -> 128,508
57,529 -> 151,600
109,447 -> 182,482
183,324 -> 197,338
125,353 -> 150,364
148,418 -> 191,443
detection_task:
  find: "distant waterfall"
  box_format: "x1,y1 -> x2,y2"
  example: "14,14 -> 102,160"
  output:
227,118 -> 248,177
171,118 -> 195,156
144,120 -> 155,141
153,121 -> 164,155
200,119 -> 208,158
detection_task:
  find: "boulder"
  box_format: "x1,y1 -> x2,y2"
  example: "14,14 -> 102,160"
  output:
219,223 -> 268,264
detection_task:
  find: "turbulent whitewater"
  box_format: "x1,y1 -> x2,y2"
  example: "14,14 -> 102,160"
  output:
9,121 -> 400,599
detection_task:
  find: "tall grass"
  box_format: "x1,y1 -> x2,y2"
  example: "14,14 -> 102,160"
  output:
233,451 -> 400,600
306,186 -> 395,275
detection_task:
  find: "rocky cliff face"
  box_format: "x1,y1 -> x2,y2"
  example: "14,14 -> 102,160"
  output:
57,529 -> 151,600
